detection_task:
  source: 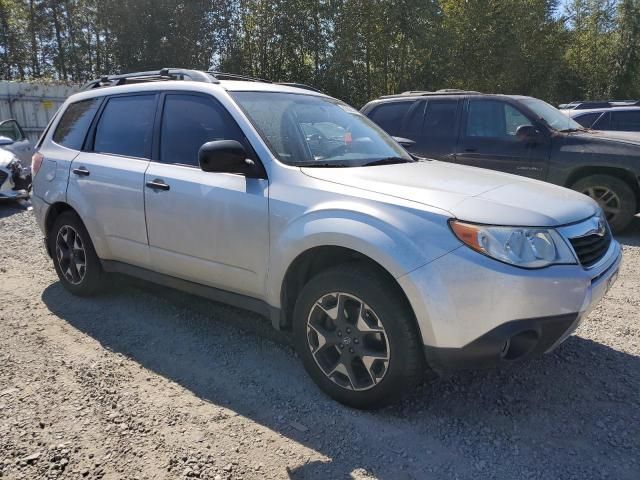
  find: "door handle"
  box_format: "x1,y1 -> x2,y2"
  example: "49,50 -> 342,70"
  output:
146,179 -> 170,191
72,167 -> 90,176
464,147 -> 477,153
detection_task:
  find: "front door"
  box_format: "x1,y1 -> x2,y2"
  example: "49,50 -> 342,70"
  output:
456,98 -> 549,180
0,119 -> 33,166
144,93 -> 269,298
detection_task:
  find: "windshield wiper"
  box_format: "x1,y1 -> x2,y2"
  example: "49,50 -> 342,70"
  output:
362,156 -> 416,167
558,127 -> 586,133
298,162 -> 350,168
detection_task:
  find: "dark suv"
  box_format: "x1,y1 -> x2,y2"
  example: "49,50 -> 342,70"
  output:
361,91 -> 640,232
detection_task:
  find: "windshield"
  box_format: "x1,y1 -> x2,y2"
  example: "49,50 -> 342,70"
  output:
231,92 -> 412,166
520,98 -> 584,131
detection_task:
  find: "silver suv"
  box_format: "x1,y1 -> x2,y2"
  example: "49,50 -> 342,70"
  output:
31,69 -> 622,408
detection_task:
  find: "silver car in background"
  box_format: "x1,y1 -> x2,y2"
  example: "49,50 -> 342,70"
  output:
561,102 -> 640,137
31,69 -> 621,408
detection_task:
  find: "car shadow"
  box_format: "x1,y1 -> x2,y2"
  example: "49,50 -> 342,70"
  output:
616,215 -> 640,247
41,278 -> 639,479
0,199 -> 31,219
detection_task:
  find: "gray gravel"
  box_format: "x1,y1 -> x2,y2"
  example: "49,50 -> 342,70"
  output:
0,201 -> 639,480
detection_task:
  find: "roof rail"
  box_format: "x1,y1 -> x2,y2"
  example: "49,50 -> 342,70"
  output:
573,101 -> 612,110
565,100 -> 640,110
207,71 -> 271,83
81,68 -> 217,90
379,89 -> 481,99
276,82 -> 323,93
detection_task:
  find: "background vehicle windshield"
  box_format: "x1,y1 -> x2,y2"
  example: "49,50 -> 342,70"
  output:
232,92 -> 411,166
520,98 -> 584,131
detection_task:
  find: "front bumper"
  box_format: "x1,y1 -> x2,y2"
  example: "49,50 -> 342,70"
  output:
398,236 -> 622,373
0,189 -> 29,200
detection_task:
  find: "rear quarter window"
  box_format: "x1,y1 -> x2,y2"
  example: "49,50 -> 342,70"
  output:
52,98 -> 102,150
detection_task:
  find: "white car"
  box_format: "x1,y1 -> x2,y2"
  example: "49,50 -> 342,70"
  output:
0,147 -> 30,201
31,69 -> 622,408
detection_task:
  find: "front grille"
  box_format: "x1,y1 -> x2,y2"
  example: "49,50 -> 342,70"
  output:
569,230 -> 612,267
0,169 -> 8,188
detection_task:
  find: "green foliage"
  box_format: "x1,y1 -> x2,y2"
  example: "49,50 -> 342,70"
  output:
0,0 -> 638,106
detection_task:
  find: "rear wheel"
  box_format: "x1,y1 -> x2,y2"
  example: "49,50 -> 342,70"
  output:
49,211 -> 106,296
293,264 -> 424,409
571,174 -> 636,233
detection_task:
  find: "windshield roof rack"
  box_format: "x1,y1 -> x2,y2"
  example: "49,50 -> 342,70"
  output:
276,82 -> 322,93
207,71 -> 272,83
81,68 -> 218,90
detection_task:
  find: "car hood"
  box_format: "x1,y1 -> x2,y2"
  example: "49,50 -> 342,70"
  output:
0,148 -> 18,168
301,161 -> 598,226
580,130 -> 640,145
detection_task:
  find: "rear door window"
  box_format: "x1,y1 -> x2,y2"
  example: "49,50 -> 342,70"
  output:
423,100 -> 458,138
93,95 -> 156,158
159,94 -> 246,167
53,99 -> 102,150
367,102 -> 412,136
610,111 -> 640,131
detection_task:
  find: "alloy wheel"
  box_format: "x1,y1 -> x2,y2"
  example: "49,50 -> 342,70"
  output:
306,292 -> 390,391
55,225 -> 87,285
582,186 -> 621,222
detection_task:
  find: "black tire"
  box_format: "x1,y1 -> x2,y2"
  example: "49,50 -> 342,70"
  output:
571,174 -> 636,233
49,211 -> 106,296
293,264 -> 424,409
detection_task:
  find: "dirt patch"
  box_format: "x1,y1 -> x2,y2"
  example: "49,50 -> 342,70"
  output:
1,203 -> 639,479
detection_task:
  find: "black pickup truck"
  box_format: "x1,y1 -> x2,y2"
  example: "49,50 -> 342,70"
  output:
361,91 -> 640,232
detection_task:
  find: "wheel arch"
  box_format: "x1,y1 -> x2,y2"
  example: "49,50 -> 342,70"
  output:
277,245 -> 420,338
43,202 -> 78,256
566,166 -> 640,212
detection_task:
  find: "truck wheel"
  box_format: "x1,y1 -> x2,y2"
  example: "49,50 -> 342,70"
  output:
49,211 -> 106,296
293,264 -> 424,409
571,174 -> 636,233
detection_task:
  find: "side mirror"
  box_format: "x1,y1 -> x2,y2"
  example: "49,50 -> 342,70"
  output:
0,136 -> 14,146
516,125 -> 541,142
198,140 -> 259,176
392,136 -> 416,148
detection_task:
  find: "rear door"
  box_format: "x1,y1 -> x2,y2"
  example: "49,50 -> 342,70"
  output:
67,93 -> 156,268
365,101 -> 413,139
0,119 -> 33,166
143,92 -> 269,298
404,98 -> 460,160
456,98 -> 549,180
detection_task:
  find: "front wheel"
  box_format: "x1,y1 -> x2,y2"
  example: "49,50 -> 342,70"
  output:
571,174 -> 636,233
293,265 -> 424,409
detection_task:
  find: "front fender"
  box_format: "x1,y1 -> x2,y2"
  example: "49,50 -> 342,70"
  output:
265,200 -> 459,308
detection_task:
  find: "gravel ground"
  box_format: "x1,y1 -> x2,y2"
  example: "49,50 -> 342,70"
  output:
0,201 -> 639,480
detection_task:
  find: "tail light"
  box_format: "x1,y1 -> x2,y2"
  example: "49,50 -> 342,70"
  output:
32,151 -> 44,177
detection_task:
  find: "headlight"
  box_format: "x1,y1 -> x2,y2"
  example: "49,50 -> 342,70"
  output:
449,220 -> 576,268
